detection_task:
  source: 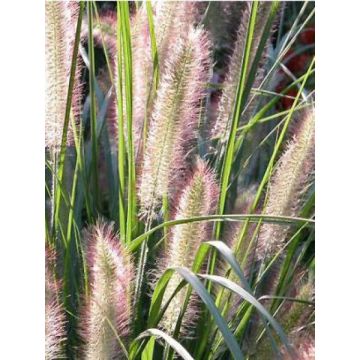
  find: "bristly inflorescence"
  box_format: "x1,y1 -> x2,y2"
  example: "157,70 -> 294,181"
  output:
256,109 -> 315,261
211,2 -> 274,142
158,159 -> 219,335
45,1 -> 82,150
45,246 -> 67,360
138,27 -> 211,218
80,221 -> 133,360
153,1 -> 197,73
130,6 -> 153,161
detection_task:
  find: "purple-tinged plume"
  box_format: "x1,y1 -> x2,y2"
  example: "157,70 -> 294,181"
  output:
139,27 -> 211,218
80,221 -> 133,359
197,1 -> 247,54
45,1 -> 82,150
211,2 -> 275,142
127,6 -> 153,160
45,246 -> 67,360
153,1 -> 197,72
256,110 -> 315,261
158,159 -> 219,335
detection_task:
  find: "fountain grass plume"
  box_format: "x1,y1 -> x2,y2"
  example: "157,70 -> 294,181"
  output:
45,246 -> 67,360
139,27 -> 211,217
153,1 -> 197,72
158,158 -> 219,335
80,221 -> 134,359
129,5 -> 152,161
46,300 -> 67,360
199,1 -> 247,54
256,109 -> 315,261
45,1 -> 82,150
211,2 -> 274,141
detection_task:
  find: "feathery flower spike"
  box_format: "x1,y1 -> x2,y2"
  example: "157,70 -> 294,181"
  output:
211,2 -> 275,142
139,27 -> 211,217
198,1 -> 247,53
45,246 -> 66,360
159,159 -> 219,335
153,1 -> 197,72
45,1 -> 82,150
81,221 -> 134,359
257,109 -> 315,261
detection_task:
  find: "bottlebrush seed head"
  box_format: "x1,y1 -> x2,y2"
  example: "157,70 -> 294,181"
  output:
211,2 -> 274,142
197,1 -> 247,56
139,27 -> 211,218
46,301 -> 67,360
80,221 -> 133,360
159,159 -> 219,335
257,109 -> 315,261
153,1 -> 197,70
45,1 -> 82,150
45,246 -> 66,360
127,6 -> 152,160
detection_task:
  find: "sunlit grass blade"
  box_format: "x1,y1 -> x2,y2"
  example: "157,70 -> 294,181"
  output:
129,214 -> 314,252
146,1 -> 159,89
175,267 -> 244,360
199,274 -> 294,358
118,1 -> 136,244
131,328 -> 194,360
52,2 -> 84,244
206,241 -> 250,291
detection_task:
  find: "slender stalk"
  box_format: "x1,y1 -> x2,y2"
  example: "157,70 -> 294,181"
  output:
53,2 -> 84,238
216,2 -> 259,239
119,1 -> 136,244
116,1 -> 127,241
88,2 -> 100,211
146,1 -> 159,89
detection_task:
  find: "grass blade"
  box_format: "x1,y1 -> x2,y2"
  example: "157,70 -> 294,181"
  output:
53,2 -> 84,238
216,2 -> 259,232
199,274 -> 294,358
129,214 -> 314,252
176,267 -> 243,360
119,1 -> 136,244
116,1 -> 127,241
87,2 -> 100,211
131,328 -> 194,360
